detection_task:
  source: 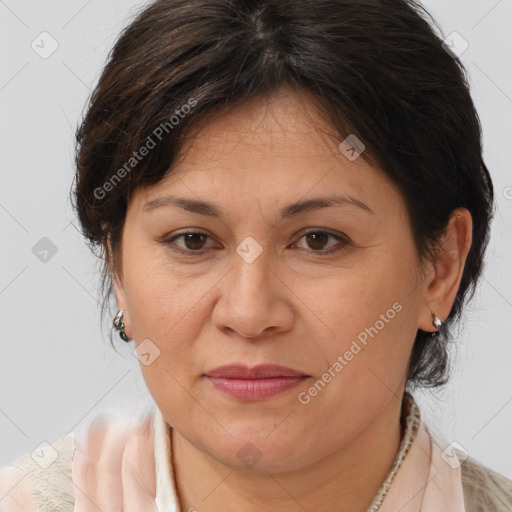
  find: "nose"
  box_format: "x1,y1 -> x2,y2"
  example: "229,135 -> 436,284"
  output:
211,250 -> 294,339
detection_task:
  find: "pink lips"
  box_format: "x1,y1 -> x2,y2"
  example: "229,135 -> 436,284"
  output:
204,364 -> 309,401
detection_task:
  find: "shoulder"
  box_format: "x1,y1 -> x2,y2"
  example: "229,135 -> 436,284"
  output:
455,449 -> 512,512
0,430 -> 74,512
0,407 -> 157,512
0,464 -> 39,512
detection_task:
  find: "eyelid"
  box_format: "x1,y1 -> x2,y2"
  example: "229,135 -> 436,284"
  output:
295,227 -> 349,241
161,229 -> 220,253
291,229 -> 350,253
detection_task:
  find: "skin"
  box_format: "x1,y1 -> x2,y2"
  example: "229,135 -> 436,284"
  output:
110,85 -> 472,511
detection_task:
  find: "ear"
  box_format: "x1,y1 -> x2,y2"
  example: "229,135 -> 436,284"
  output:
418,208 -> 473,332
104,233 -> 132,339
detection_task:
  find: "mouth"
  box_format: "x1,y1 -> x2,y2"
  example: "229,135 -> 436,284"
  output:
205,363 -> 309,379
204,364 -> 310,401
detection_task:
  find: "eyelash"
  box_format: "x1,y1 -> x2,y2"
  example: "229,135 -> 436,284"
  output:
160,229 -> 350,256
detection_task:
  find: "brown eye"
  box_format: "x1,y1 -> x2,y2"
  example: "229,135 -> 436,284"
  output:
161,231 -> 217,254
295,230 -> 349,253
182,233 -> 208,250
305,232 -> 330,251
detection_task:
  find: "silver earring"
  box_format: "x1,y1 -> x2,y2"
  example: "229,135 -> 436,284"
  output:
431,311 -> 443,330
113,310 -> 130,342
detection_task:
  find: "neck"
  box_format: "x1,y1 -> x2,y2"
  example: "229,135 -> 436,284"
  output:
170,395 -> 404,512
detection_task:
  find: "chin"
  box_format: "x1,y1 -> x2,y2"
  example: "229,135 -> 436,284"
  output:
198,426 -> 317,473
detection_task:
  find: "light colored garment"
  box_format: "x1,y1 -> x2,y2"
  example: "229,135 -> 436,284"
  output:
1,394 -> 511,511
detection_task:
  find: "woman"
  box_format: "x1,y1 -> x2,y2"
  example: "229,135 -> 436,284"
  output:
1,0 -> 511,510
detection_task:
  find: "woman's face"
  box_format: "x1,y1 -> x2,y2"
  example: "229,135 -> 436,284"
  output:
113,87 -> 432,472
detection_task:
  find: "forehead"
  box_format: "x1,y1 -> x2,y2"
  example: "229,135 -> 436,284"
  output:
132,87 -> 399,216
177,87 -> 344,167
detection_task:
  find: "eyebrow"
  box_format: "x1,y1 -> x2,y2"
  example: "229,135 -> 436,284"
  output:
143,194 -> 374,218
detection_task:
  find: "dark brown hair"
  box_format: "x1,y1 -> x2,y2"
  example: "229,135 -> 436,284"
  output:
71,0 -> 494,390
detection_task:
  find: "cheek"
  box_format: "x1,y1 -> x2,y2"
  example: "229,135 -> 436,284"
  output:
123,267 -> 209,420
299,249 -> 421,386
122,244 -> 207,337
288,266 -> 420,448
121,253 -> 221,388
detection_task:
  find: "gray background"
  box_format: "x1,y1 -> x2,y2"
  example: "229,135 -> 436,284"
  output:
1,0 -> 511,479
